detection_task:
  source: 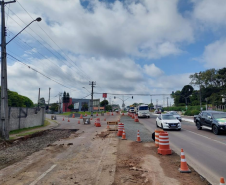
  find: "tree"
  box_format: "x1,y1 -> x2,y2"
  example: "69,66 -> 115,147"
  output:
105,105 -> 112,111
148,103 -> 154,109
81,103 -> 88,111
68,104 -> 74,112
50,103 -> 58,112
39,97 -> 46,107
100,100 -> 108,107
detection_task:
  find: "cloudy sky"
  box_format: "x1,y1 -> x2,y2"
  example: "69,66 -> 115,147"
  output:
2,0 -> 226,107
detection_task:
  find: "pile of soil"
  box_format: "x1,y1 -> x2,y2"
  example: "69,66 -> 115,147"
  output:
114,140 -> 210,185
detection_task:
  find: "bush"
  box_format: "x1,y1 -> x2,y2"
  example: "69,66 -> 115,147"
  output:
184,110 -> 200,116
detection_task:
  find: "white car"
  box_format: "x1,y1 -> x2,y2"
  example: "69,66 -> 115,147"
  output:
156,114 -> 181,130
168,111 -> 182,122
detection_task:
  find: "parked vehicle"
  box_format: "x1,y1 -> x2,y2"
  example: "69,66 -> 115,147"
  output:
154,109 -> 161,114
137,104 -> 150,118
168,111 -> 182,122
156,114 -> 181,130
195,111 -> 226,135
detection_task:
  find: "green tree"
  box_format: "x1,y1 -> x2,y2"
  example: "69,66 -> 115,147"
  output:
68,104 -> 74,112
50,103 -> 58,112
100,100 -> 108,107
81,103 -> 88,111
105,105 -> 112,111
39,97 -> 45,107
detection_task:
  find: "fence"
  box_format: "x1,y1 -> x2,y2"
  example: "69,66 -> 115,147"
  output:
0,107 -> 45,132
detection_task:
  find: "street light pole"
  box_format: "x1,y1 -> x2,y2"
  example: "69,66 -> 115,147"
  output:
0,0 -> 41,140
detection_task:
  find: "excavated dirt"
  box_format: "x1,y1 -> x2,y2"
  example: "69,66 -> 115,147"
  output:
0,129 -> 78,170
114,140 -> 210,185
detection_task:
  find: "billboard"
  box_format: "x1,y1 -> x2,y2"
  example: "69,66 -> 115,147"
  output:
103,93 -> 107,98
74,102 -> 79,109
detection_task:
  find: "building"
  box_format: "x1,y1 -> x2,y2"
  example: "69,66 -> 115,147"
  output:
61,98 -> 102,112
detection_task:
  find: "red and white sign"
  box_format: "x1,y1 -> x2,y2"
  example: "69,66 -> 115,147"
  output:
103,93 -> 107,98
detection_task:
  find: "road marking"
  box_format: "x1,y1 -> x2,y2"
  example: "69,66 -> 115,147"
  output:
183,129 -> 226,146
29,164 -> 57,185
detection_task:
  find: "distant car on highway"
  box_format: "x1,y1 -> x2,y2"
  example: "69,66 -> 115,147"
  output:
156,114 -> 181,130
137,104 -> 150,118
195,111 -> 226,135
129,107 -> 135,113
168,111 -> 182,122
154,110 -> 161,114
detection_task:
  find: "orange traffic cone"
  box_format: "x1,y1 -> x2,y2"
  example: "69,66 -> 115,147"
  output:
96,113 -> 98,116
122,112 -> 124,116
118,119 -> 120,122
90,117 -> 92,120
85,113 -> 87,117
220,177 -> 225,185
107,124 -> 110,130
72,114 -> 75,118
132,114 -> 134,119
122,129 -> 127,140
179,149 -> 191,173
68,118 -> 70,122
112,112 -> 114,116
80,114 -> 83,119
62,117 -> 64,121
136,130 -> 142,142
78,120 -> 80,124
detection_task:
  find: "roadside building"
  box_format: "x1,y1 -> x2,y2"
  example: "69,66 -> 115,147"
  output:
61,97 -> 102,112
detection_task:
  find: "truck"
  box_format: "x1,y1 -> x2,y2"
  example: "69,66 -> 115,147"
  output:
137,104 -> 150,118
194,110 -> 226,135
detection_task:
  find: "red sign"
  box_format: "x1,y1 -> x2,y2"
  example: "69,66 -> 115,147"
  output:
103,93 -> 107,98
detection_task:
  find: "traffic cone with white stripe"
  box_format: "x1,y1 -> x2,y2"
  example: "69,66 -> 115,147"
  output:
179,149 -> 191,173
62,117 -> 64,121
136,130 -> 142,142
122,129 -> 127,140
220,177 -> 225,185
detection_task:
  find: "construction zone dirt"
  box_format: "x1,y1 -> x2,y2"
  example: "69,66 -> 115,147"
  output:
96,131 -> 111,138
114,140 -> 210,185
0,129 -> 78,170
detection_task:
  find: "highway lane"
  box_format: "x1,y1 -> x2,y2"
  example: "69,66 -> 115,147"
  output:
139,114 -> 226,185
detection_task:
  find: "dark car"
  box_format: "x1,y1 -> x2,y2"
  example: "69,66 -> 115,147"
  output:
195,111 -> 226,135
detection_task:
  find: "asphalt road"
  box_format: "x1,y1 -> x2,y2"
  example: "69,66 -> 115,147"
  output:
139,114 -> 226,185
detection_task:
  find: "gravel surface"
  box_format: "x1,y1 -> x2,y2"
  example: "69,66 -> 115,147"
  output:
0,129 -> 77,170
119,116 -> 153,142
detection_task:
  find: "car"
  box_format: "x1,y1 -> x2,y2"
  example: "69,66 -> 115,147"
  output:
129,107 -> 135,113
168,111 -> 182,122
154,109 -> 161,114
195,111 -> 226,135
156,114 -> 181,130
137,104 -> 150,118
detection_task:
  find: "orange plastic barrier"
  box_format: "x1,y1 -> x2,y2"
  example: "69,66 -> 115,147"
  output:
117,123 -> 124,136
158,132 -> 172,155
155,130 -> 164,147
179,149 -> 191,173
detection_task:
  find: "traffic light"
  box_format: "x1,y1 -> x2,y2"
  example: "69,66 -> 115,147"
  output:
172,91 -> 174,95
132,96 -> 133,99
114,96 -> 116,99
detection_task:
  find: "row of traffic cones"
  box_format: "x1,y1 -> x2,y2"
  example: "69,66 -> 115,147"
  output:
62,117 -> 70,122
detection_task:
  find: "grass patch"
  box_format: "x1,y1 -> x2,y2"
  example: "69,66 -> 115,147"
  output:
17,131 -> 41,137
59,112 -> 74,116
9,120 -> 51,135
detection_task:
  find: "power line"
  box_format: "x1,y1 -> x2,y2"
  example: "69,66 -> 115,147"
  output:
94,92 -> 171,96
8,3 -> 90,81
7,53 -> 77,91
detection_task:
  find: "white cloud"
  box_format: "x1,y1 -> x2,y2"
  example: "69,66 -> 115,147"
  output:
200,39 -> 226,68
143,64 -> 164,77
192,0 -> 226,27
8,0 -> 193,59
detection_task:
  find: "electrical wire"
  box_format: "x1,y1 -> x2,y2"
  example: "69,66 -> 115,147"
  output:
7,4 -> 90,81
7,53 -> 77,91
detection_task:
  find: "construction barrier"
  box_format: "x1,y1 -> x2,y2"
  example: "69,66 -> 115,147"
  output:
158,132 -> 172,155
155,130 -> 164,147
136,130 -> 142,142
220,177 -> 225,185
122,129 -> 127,140
179,149 -> 191,173
96,118 -> 101,127
134,115 -> 139,122
117,123 -> 124,136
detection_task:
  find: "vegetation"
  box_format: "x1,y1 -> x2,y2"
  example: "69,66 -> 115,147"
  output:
170,68 -> 226,112
0,87 -> 33,107
50,103 -> 58,112
68,104 -> 74,111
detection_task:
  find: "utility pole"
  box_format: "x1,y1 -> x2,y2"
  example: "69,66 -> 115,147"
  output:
48,87 -> 51,108
0,0 -> 16,140
37,88 -> 40,108
89,81 -> 96,117
199,73 -> 202,111
167,97 -> 169,107
58,92 -> 62,113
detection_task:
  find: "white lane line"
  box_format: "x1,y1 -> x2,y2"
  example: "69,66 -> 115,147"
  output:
183,129 -> 226,146
29,164 -> 57,185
